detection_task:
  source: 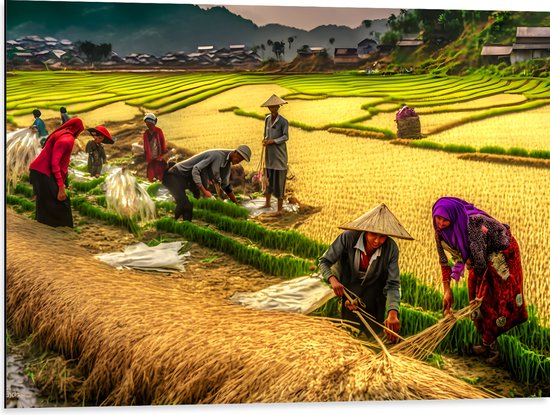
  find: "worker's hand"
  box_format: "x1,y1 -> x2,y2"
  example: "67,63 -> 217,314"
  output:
263,139 -> 275,146
57,187 -> 67,201
344,299 -> 358,312
443,288 -> 454,316
201,188 -> 213,198
384,310 -> 400,343
328,276 -> 345,297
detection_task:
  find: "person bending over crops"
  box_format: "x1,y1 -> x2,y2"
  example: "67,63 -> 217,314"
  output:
432,196 -> 528,364
29,118 -> 102,227
30,109 -> 49,148
86,126 -> 114,177
162,145 -> 252,221
143,113 -> 169,182
59,106 -> 71,125
260,94 -> 289,217
319,204 -> 414,342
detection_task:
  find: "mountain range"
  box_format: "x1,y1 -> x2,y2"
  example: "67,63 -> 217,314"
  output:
6,1 -> 390,58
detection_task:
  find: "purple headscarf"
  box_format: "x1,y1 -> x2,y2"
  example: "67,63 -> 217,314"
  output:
432,197 -> 492,262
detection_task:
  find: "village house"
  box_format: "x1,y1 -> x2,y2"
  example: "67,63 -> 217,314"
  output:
357,38 -> 378,58
480,45 -> 513,65
511,26 -> 550,64
333,48 -> 359,64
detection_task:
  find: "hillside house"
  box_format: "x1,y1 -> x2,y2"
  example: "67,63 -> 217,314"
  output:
333,48 -> 359,64
396,39 -> 423,48
480,45 -> 512,64
310,47 -> 327,55
357,38 -> 378,57
230,44 -> 245,52
511,26 -> 550,64
197,45 -> 215,53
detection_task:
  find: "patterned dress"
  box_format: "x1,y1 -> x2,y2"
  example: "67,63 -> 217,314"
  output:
86,140 -> 106,176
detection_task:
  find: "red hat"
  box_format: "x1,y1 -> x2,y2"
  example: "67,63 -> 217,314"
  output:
88,126 -> 115,144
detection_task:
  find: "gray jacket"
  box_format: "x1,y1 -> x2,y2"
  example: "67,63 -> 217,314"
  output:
170,149 -> 234,194
319,230 -> 400,312
264,114 -> 289,170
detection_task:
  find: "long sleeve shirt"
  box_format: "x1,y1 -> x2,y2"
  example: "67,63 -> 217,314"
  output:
32,118 -> 48,138
319,230 -> 401,312
436,214 -> 510,274
170,149 -> 234,194
143,126 -> 167,162
264,114 -> 289,170
29,132 -> 75,188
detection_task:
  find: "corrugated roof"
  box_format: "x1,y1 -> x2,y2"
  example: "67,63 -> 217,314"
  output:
512,43 -> 550,50
481,45 -> 513,55
397,40 -> 423,47
516,27 -> 550,38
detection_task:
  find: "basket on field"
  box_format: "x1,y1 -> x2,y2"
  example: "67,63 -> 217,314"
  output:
395,105 -> 422,139
396,116 -> 422,139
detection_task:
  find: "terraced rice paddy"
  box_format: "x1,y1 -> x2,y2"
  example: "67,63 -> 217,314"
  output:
6,71 -> 550,327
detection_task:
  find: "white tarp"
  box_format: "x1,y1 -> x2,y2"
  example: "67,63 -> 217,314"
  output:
231,274 -> 335,314
96,241 -> 191,273
6,128 -> 41,192
240,197 -> 299,217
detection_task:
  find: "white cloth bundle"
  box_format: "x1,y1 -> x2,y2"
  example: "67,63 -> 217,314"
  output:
231,274 -> 335,314
6,128 -> 41,192
96,242 -> 191,273
240,197 -> 299,217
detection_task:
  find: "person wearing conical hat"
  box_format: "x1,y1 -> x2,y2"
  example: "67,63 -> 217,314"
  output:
318,204 -> 414,341
260,94 -> 289,216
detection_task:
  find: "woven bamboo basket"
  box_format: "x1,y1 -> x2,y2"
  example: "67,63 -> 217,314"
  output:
396,116 -> 422,139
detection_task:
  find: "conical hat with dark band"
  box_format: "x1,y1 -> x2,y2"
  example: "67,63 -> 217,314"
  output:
338,203 -> 414,240
261,94 -> 288,107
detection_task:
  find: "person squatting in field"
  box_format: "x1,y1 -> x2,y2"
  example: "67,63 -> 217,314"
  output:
143,113 -> 169,182
432,196 -> 528,364
162,145 -> 252,221
28,118 -> 112,228
319,204 -> 414,342
86,126 -> 114,177
30,109 -> 49,147
261,94 -> 289,216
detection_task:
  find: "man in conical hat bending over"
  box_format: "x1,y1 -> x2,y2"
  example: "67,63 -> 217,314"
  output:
260,94 -> 289,216
319,204 -> 414,342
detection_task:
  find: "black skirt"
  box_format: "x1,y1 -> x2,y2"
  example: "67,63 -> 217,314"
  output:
29,170 -> 73,228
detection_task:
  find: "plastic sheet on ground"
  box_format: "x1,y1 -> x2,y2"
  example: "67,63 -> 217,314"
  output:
95,242 -> 191,273
6,128 -> 41,192
231,274 -> 335,314
240,197 -> 299,217
70,151 -> 117,180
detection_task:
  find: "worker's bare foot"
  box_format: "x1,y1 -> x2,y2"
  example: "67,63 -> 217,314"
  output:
269,210 -> 283,217
260,204 -> 271,209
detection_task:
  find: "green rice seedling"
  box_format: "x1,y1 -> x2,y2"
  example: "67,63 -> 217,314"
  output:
146,182 -> 163,197
71,197 -> 140,235
70,177 -> 105,192
400,272 -> 443,312
529,149 -> 550,159
507,147 -> 530,157
409,140 -> 443,150
188,196 -> 249,219
309,296 -> 340,318
443,143 -> 477,153
6,194 -> 35,212
479,145 -> 507,155
14,183 -> 34,199
498,335 -> 550,385
6,128 -> 41,193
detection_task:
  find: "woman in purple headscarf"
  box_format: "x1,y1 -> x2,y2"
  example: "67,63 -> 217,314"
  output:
432,196 -> 528,364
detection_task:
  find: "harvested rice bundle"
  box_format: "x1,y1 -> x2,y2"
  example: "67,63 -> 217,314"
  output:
104,168 -> 156,223
6,128 -> 41,193
7,211 -> 492,405
390,302 -> 480,360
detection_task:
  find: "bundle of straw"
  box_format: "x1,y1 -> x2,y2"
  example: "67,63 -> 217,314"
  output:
7,210 -> 492,405
6,128 -> 41,193
390,302 -> 481,361
104,168 -> 156,223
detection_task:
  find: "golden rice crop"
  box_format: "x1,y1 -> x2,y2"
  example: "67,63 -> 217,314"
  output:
416,94 -> 527,112
162,85 -> 549,323
425,104 -> 550,151
11,109 -> 59,129
77,101 -> 142,127
7,210 -> 491,404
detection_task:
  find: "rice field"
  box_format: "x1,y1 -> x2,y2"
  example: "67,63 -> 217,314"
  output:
6,71 -> 550,326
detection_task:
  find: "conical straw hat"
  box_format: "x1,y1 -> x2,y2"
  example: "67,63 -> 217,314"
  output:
338,203 -> 414,240
261,94 -> 288,107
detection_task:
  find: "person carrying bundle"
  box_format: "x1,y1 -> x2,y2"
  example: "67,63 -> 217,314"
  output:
319,204 -> 414,342
29,109 -> 49,147
143,113 -> 169,182
162,145 -> 252,221
432,196 -> 528,364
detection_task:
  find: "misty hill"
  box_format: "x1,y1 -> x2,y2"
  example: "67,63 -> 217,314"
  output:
6,1 -> 389,59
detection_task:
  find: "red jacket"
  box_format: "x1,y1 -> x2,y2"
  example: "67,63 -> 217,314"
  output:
29,118 -> 84,188
143,126 -> 167,163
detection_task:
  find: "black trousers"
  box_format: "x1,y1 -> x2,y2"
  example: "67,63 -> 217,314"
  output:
29,169 -> 73,228
162,169 -> 200,221
341,287 -> 386,336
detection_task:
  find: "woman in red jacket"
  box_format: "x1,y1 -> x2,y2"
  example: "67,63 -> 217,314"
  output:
143,113 -> 168,182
